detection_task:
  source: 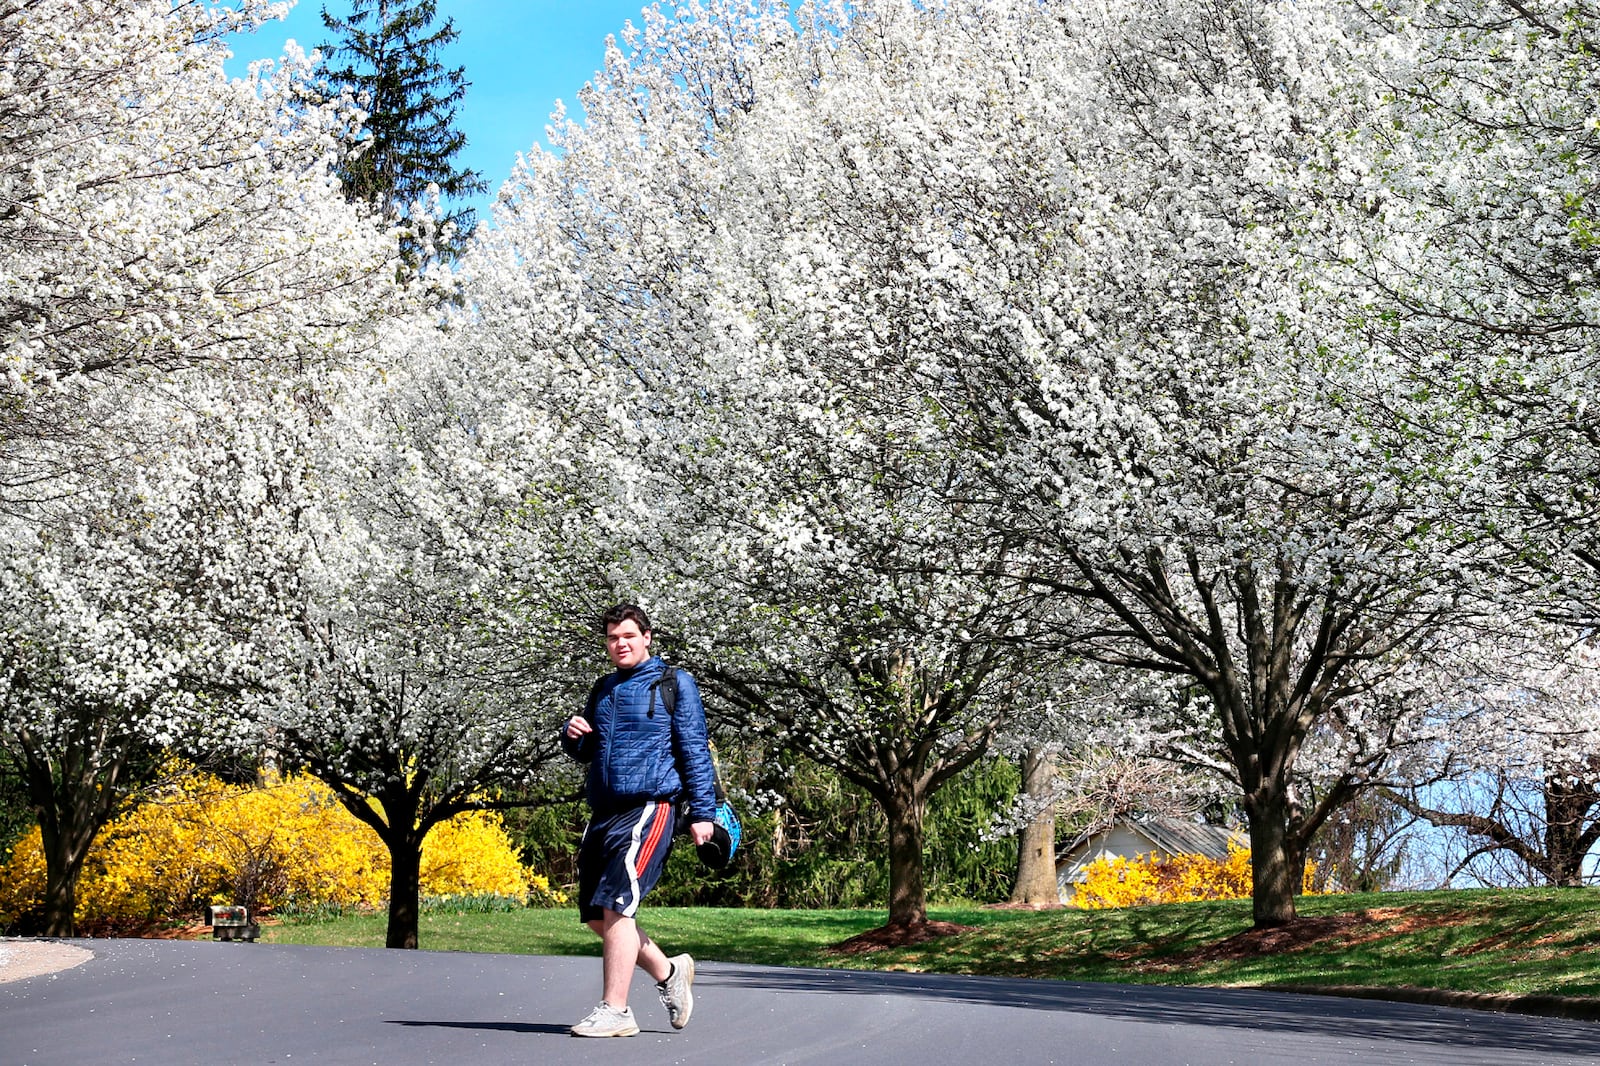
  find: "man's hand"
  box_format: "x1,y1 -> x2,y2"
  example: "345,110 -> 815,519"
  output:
564,716 -> 592,740
690,820 -> 714,846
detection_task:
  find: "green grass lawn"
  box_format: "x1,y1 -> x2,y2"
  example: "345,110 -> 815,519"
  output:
262,887 -> 1600,1000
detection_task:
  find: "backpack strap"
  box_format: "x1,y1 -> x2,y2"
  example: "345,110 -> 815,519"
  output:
650,668 -> 680,719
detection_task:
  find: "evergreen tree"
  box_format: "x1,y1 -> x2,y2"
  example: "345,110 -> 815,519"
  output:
319,0 -> 487,267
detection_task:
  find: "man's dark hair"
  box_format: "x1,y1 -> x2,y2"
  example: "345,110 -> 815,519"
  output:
601,603 -> 652,634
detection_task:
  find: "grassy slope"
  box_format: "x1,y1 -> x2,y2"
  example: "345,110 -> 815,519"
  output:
262,888 -> 1600,1000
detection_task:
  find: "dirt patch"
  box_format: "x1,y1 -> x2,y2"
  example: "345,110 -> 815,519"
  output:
1177,914 -> 1365,964
147,919 -> 214,940
824,920 -> 977,956
67,916 -> 213,940
0,939 -> 94,984
982,901 -> 1066,912
1368,906 -> 1476,937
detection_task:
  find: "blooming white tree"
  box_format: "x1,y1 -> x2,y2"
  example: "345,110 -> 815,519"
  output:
2,0 -> 399,499
674,0 -> 1473,927
903,0 -> 1501,926
472,0 -> 1091,930
1384,623 -> 1600,887
1301,2 -> 1600,888
244,309 -> 638,947
0,383 -> 323,934
1342,1 -> 1600,631
0,0 -> 400,933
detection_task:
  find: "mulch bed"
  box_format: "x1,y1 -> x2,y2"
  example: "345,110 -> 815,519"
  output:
1167,906 -> 1469,965
823,919 -> 977,956
825,905 -> 1478,966
1172,913 -> 1368,964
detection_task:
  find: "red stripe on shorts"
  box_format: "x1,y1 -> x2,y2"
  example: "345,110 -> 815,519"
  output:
635,801 -> 672,871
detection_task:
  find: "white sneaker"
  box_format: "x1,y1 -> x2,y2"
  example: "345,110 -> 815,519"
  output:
656,953 -> 695,1030
570,1001 -> 639,1038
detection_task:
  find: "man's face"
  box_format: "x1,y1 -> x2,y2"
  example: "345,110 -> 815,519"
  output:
605,619 -> 652,669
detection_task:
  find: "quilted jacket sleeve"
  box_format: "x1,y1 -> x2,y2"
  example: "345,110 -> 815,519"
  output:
669,670 -> 719,824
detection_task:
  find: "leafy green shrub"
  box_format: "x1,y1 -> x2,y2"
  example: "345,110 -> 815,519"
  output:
420,892 -> 525,914
925,757 -> 1019,903
497,743 -> 1024,911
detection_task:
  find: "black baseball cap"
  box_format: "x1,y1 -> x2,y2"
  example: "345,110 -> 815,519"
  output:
696,823 -> 734,870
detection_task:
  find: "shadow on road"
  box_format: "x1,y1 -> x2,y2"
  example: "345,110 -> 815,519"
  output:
705,965 -> 1598,1059
388,1019 -> 570,1035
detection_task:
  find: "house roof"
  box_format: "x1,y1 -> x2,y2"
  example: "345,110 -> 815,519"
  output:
1133,817 -> 1241,860
1056,815 -> 1243,867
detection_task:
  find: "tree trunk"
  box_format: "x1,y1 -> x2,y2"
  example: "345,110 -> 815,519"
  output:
883,778 -> 928,928
1244,787 -> 1297,927
22,736 -> 131,937
384,834 -> 423,949
1286,832 -> 1308,898
1010,747 -> 1059,904
1543,773 -> 1595,887
38,835 -> 88,937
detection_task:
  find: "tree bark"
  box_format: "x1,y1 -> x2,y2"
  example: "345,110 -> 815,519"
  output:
883,777 -> 928,928
1010,747 -> 1060,904
38,832 -> 89,937
19,722 -> 140,937
384,833 -> 423,949
1544,771 -> 1600,887
1244,786 -> 1297,927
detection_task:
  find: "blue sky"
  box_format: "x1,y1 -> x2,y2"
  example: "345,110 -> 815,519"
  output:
229,1 -> 656,226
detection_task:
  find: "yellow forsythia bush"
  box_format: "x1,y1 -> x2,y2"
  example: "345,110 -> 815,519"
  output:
0,829 -> 46,928
418,809 -> 534,897
80,772 -> 390,923
0,770 -> 561,932
1072,843 -> 1318,909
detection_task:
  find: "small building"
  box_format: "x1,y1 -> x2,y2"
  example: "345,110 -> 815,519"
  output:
1055,816 -> 1246,903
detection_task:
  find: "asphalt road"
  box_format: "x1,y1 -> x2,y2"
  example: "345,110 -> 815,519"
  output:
2,938 -> 1596,1065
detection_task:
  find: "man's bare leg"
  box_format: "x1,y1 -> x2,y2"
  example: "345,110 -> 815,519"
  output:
589,910 -> 671,1007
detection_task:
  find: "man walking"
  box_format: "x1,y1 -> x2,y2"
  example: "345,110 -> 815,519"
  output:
560,603 -> 717,1037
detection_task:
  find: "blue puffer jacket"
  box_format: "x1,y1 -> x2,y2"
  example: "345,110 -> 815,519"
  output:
561,656 -> 717,823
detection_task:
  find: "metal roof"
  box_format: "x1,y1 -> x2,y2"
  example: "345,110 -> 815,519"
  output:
1056,815 -> 1244,867
1134,816 -> 1242,860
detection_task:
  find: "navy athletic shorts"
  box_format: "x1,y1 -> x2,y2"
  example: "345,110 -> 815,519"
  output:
577,800 -> 677,923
